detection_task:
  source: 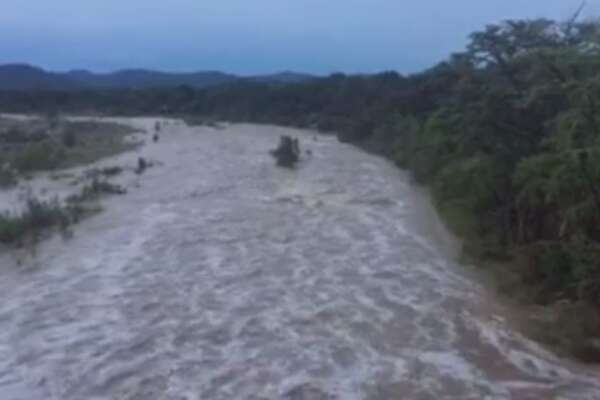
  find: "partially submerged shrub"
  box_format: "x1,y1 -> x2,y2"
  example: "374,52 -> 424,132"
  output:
46,111 -> 60,129
11,142 -> 65,173
0,196 -> 69,245
68,178 -> 126,203
136,157 -> 147,174
62,129 -> 77,148
1,128 -> 27,144
24,197 -> 69,231
100,166 -> 123,177
270,136 -> 300,168
0,128 -> 48,144
85,178 -> 126,196
0,215 -> 24,244
0,165 -> 17,188
84,166 -> 124,181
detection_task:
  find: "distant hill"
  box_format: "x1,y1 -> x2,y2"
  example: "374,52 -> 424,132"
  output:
65,69 -> 237,89
0,64 -> 80,91
249,71 -> 315,84
0,64 -> 315,91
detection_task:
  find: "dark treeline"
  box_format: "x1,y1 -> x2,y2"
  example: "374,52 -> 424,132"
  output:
2,18 -> 600,314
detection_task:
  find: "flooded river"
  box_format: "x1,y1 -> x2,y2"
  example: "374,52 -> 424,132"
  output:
0,119 -> 599,399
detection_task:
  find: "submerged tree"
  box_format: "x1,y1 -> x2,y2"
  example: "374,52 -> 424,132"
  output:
270,136 -> 300,168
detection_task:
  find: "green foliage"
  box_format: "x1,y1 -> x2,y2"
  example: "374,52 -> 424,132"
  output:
0,119 -> 137,175
2,128 -> 29,143
0,178 -> 126,245
0,196 -> 69,244
11,142 -> 65,172
0,215 -> 24,243
67,178 -> 126,203
435,156 -> 500,211
62,129 -> 77,147
0,167 -> 17,188
388,116 -> 421,166
514,153 -> 565,207
407,109 -> 463,183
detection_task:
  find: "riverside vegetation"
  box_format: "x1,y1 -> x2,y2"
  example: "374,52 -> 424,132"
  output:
1,16 -> 600,359
0,178 -> 126,248
0,117 -> 137,183
0,117 -> 136,250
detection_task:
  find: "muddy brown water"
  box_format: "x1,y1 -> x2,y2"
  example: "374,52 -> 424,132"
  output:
0,118 -> 599,399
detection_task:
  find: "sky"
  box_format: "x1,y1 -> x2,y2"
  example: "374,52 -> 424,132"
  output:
0,0 -> 598,75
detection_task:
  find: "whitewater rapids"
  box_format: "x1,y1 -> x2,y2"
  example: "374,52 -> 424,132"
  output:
0,118 -> 599,399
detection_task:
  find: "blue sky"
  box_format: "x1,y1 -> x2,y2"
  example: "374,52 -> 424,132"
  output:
0,0 -> 596,75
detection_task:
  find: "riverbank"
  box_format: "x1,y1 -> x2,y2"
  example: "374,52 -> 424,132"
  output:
465,253 -> 600,364
438,197 -> 600,364
351,137 -> 600,365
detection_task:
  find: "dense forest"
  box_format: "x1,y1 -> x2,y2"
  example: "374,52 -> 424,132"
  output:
2,16 -> 600,345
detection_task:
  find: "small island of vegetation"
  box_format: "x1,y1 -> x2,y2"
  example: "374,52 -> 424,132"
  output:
270,135 -> 300,168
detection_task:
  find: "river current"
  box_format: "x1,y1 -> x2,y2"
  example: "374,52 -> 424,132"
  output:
0,119 -> 599,399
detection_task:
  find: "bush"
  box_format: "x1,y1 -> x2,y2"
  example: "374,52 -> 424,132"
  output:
11,142 -> 65,173
387,116 -> 421,166
103,166 -> 123,176
0,196 -> 69,245
0,216 -> 25,243
67,178 -> 126,203
1,128 -> 27,144
24,197 -> 68,230
136,157 -> 147,174
0,166 -> 17,188
62,129 -> 77,147
0,180 -> 127,245
85,166 -> 123,178
86,179 -> 126,196
270,136 -> 300,168
338,117 -> 376,143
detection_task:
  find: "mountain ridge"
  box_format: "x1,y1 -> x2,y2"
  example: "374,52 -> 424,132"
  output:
0,64 -> 315,91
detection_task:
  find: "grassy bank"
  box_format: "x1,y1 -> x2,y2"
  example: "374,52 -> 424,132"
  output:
0,117 -> 139,185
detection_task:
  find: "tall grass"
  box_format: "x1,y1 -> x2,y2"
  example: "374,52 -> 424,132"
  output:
0,196 -> 70,244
